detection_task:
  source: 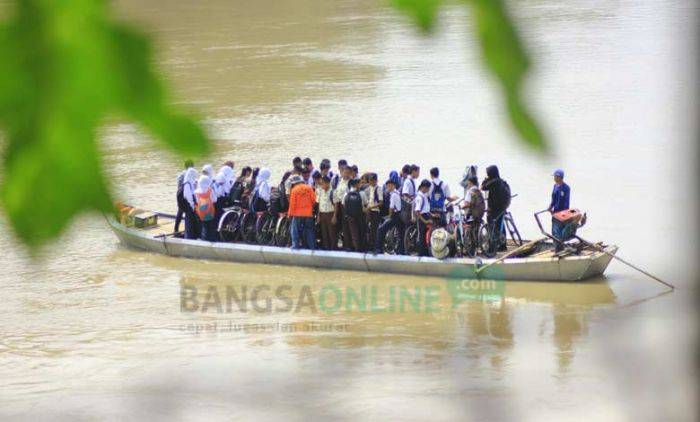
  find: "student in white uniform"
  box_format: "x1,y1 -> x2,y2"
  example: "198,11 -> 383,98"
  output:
180,167 -> 199,239
414,179 -> 432,256
175,159 -> 194,233
428,167 -> 456,225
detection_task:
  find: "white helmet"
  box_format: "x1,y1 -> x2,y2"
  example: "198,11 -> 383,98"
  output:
430,228 -> 452,260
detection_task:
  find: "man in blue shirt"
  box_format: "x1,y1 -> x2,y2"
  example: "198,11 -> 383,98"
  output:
548,169 -> 571,248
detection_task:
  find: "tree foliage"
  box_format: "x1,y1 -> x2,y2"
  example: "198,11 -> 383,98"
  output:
394,0 -> 547,151
0,0 -> 210,249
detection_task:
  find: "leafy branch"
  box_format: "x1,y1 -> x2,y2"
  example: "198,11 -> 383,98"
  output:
0,0 -> 210,249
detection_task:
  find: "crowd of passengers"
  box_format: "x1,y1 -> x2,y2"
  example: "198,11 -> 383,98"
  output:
176,157 -> 571,256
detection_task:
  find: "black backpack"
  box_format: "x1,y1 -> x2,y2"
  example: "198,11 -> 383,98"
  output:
380,188 -> 390,217
229,180 -> 245,204
278,180 -> 289,211
331,174 -> 340,190
176,182 -> 192,211
344,190 -> 364,219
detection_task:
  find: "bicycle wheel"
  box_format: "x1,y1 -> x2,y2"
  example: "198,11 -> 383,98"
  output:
382,227 -> 399,255
479,224 -> 497,258
274,216 -> 291,247
256,213 -> 275,245
463,227 -> 478,258
403,224 -> 419,256
241,212 -> 257,244
218,211 -> 239,242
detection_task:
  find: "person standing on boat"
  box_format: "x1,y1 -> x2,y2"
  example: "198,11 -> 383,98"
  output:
414,179 -> 432,257
178,167 -> 200,239
319,159 -> 333,181
250,168 -> 272,212
374,178 -> 404,255
428,167 -> 456,226
194,175 -> 217,241
400,164 -> 420,229
332,165 -> 352,249
460,176 -> 485,240
548,169 -> 571,246
288,175 -> 317,250
481,165 -> 511,252
316,175 -> 337,250
175,159 -> 194,233
363,173 -> 383,249
331,159 -> 347,190
343,178 -> 367,252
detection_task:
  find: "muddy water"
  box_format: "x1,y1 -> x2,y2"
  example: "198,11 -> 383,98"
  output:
0,0 -> 697,420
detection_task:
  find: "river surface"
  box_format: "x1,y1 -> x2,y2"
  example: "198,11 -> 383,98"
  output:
0,0 -> 697,420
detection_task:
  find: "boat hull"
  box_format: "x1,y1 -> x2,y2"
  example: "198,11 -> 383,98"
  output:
108,217 -> 617,281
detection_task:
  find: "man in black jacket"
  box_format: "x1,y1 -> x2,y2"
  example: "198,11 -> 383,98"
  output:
481,165 -> 510,252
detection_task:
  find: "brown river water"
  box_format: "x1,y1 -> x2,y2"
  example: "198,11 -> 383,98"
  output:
0,0 -> 697,420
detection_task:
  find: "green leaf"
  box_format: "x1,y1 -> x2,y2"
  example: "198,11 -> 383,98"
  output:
0,0 -> 210,249
391,0 -> 442,33
467,0 -> 547,151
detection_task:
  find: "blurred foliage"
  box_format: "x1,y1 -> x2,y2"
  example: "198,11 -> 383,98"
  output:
394,0 -> 547,151
0,0 -> 210,249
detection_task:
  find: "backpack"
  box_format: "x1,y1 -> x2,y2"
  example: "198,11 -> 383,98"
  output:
195,188 -> 216,221
229,180 -> 245,204
278,180 -> 289,212
331,174 -> 340,190
429,181 -> 445,211
176,182 -> 192,211
344,190 -> 364,219
380,187 -> 391,217
469,188 -> 486,220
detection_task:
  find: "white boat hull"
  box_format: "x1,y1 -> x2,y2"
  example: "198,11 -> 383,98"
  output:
108,217 -> 617,281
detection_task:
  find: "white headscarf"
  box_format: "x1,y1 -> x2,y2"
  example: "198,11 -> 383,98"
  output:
214,171 -> 227,198
220,166 -> 234,192
202,164 -> 214,177
195,175 -> 212,194
254,168 -> 271,202
184,168 -> 198,185
257,168 -> 271,184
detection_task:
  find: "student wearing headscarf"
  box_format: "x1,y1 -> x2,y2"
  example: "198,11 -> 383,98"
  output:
201,164 -> 214,178
181,168 -> 200,239
250,168 -> 271,212
220,165 -> 234,199
194,175 -> 218,241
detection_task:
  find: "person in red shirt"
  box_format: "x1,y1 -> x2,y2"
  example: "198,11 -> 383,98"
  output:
288,175 -> 317,250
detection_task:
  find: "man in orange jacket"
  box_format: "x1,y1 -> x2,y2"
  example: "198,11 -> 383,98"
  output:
288,175 -> 317,250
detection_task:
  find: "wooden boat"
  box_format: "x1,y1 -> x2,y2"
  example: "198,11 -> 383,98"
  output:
106,210 -> 617,282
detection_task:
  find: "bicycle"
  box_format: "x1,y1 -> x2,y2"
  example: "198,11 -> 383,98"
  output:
217,201 -> 246,242
445,200 -> 480,257
255,210 -> 277,245
404,212 -> 442,256
478,210 -> 522,258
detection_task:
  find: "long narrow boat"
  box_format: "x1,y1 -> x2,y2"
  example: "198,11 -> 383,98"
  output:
107,211 -> 617,281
